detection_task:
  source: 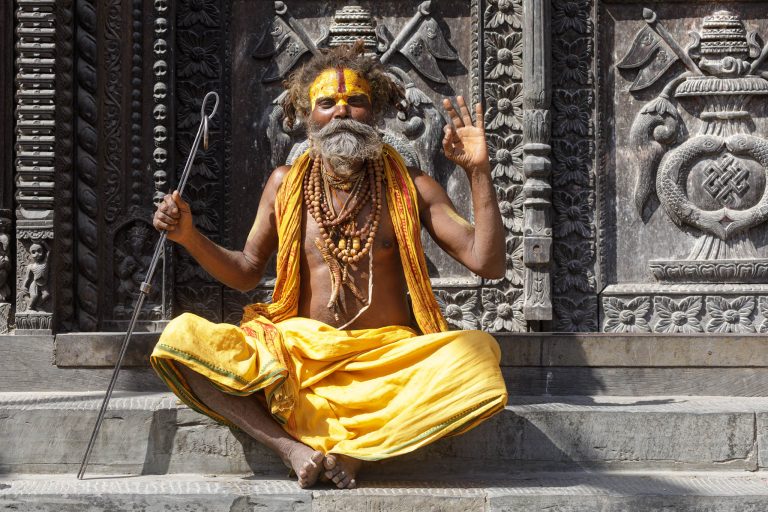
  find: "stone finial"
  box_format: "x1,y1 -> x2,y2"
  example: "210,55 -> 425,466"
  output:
329,6 -> 377,51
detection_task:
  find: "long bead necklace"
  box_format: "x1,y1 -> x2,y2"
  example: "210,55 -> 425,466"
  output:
304,157 -> 384,319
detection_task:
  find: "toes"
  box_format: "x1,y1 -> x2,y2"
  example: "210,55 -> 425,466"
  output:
347,478 -> 357,489
311,451 -> 324,465
324,454 -> 337,470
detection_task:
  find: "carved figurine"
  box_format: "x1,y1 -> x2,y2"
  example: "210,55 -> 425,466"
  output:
24,242 -> 50,312
0,233 -> 11,302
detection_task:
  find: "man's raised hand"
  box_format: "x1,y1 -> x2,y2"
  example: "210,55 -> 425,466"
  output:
441,96 -> 490,176
152,190 -> 195,244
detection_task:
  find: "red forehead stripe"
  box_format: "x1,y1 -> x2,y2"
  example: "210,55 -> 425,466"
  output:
336,66 -> 347,94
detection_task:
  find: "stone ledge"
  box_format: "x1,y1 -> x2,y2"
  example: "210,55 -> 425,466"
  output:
54,332 -> 160,367
2,472 -> 768,512
45,331 -> 768,369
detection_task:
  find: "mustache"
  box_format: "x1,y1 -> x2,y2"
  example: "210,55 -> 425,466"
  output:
308,118 -> 383,168
309,117 -> 379,141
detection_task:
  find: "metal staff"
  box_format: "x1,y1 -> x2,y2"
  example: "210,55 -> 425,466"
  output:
77,91 -> 220,480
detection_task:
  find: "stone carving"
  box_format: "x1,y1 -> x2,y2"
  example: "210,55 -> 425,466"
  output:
705,296 -> 756,333
484,32 -> 522,80
618,10 -> 768,279
177,284 -> 221,323
600,285 -> 767,333
553,37 -> 593,86
552,0 -> 591,35
497,185 -> 524,232
653,296 -> 703,333
481,288 -> 525,332
435,290 -> 480,330
103,0 -> 123,222
553,189 -> 593,239
480,0 -> 528,329
54,0 -> 76,331
112,222 -> 163,320
487,237 -> 524,286
484,0 -> 522,30
552,138 -> 592,187
173,0 -> 229,320
153,0 -> 170,208
0,216 -> 13,334
553,240 -> 596,293
649,260 -> 768,283
550,0 -> 597,332
488,134 -> 523,182
602,296 -> 652,333
758,297 -> 768,333
22,242 -> 51,312
0,233 -> 12,303
74,0 -> 99,330
554,295 -> 598,332
15,1 -> 57,333
130,0 -> 144,208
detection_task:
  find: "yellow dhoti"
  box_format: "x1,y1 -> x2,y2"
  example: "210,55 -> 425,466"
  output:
151,146 -> 507,459
151,314 -> 507,459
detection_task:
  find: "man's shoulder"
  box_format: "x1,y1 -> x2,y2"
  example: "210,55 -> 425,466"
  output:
264,165 -> 292,198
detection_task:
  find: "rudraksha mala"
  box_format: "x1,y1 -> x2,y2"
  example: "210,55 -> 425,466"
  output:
303,156 -> 385,316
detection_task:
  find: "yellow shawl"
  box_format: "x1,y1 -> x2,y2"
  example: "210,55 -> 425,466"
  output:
242,145 -> 448,334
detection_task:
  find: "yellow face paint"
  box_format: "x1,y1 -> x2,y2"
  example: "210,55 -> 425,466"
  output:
309,67 -> 372,110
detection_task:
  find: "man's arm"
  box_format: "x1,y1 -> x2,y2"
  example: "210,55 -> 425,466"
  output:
152,166 -> 287,292
415,97 -> 505,279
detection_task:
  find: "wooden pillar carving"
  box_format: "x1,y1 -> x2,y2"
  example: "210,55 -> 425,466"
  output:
522,0 -> 553,321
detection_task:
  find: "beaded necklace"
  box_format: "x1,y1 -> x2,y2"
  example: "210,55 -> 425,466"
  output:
304,156 -> 385,322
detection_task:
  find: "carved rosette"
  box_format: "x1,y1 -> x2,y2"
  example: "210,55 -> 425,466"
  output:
601,286 -> 767,334
15,1 -> 57,333
481,0 -> 527,331
550,0 -> 597,332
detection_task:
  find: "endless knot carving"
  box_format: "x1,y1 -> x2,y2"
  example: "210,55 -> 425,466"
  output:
702,155 -> 750,206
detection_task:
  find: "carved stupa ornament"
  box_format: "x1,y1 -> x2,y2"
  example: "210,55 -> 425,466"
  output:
618,9 -> 768,283
252,1 -> 458,84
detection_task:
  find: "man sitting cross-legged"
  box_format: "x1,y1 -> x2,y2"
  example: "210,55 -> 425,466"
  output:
151,41 -> 508,489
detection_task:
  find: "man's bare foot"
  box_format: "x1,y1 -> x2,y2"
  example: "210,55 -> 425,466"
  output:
287,445 -> 324,488
324,453 -> 362,489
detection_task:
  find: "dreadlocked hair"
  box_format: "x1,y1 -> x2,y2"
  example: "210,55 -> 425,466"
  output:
282,40 -> 404,129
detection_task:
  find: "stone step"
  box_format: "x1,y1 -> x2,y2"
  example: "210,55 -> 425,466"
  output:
8,334 -> 768,396
2,472 -> 768,511
2,392 -> 767,475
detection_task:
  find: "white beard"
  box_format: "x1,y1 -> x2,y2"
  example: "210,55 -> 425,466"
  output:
308,118 -> 383,176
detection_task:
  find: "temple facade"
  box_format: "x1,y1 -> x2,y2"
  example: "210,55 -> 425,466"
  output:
4,1 -> 767,337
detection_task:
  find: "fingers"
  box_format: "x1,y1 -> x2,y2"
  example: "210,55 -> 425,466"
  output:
442,124 -> 462,159
171,190 -> 191,212
456,96 -> 473,127
475,102 -> 485,130
442,97 -> 462,128
153,191 -> 190,232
